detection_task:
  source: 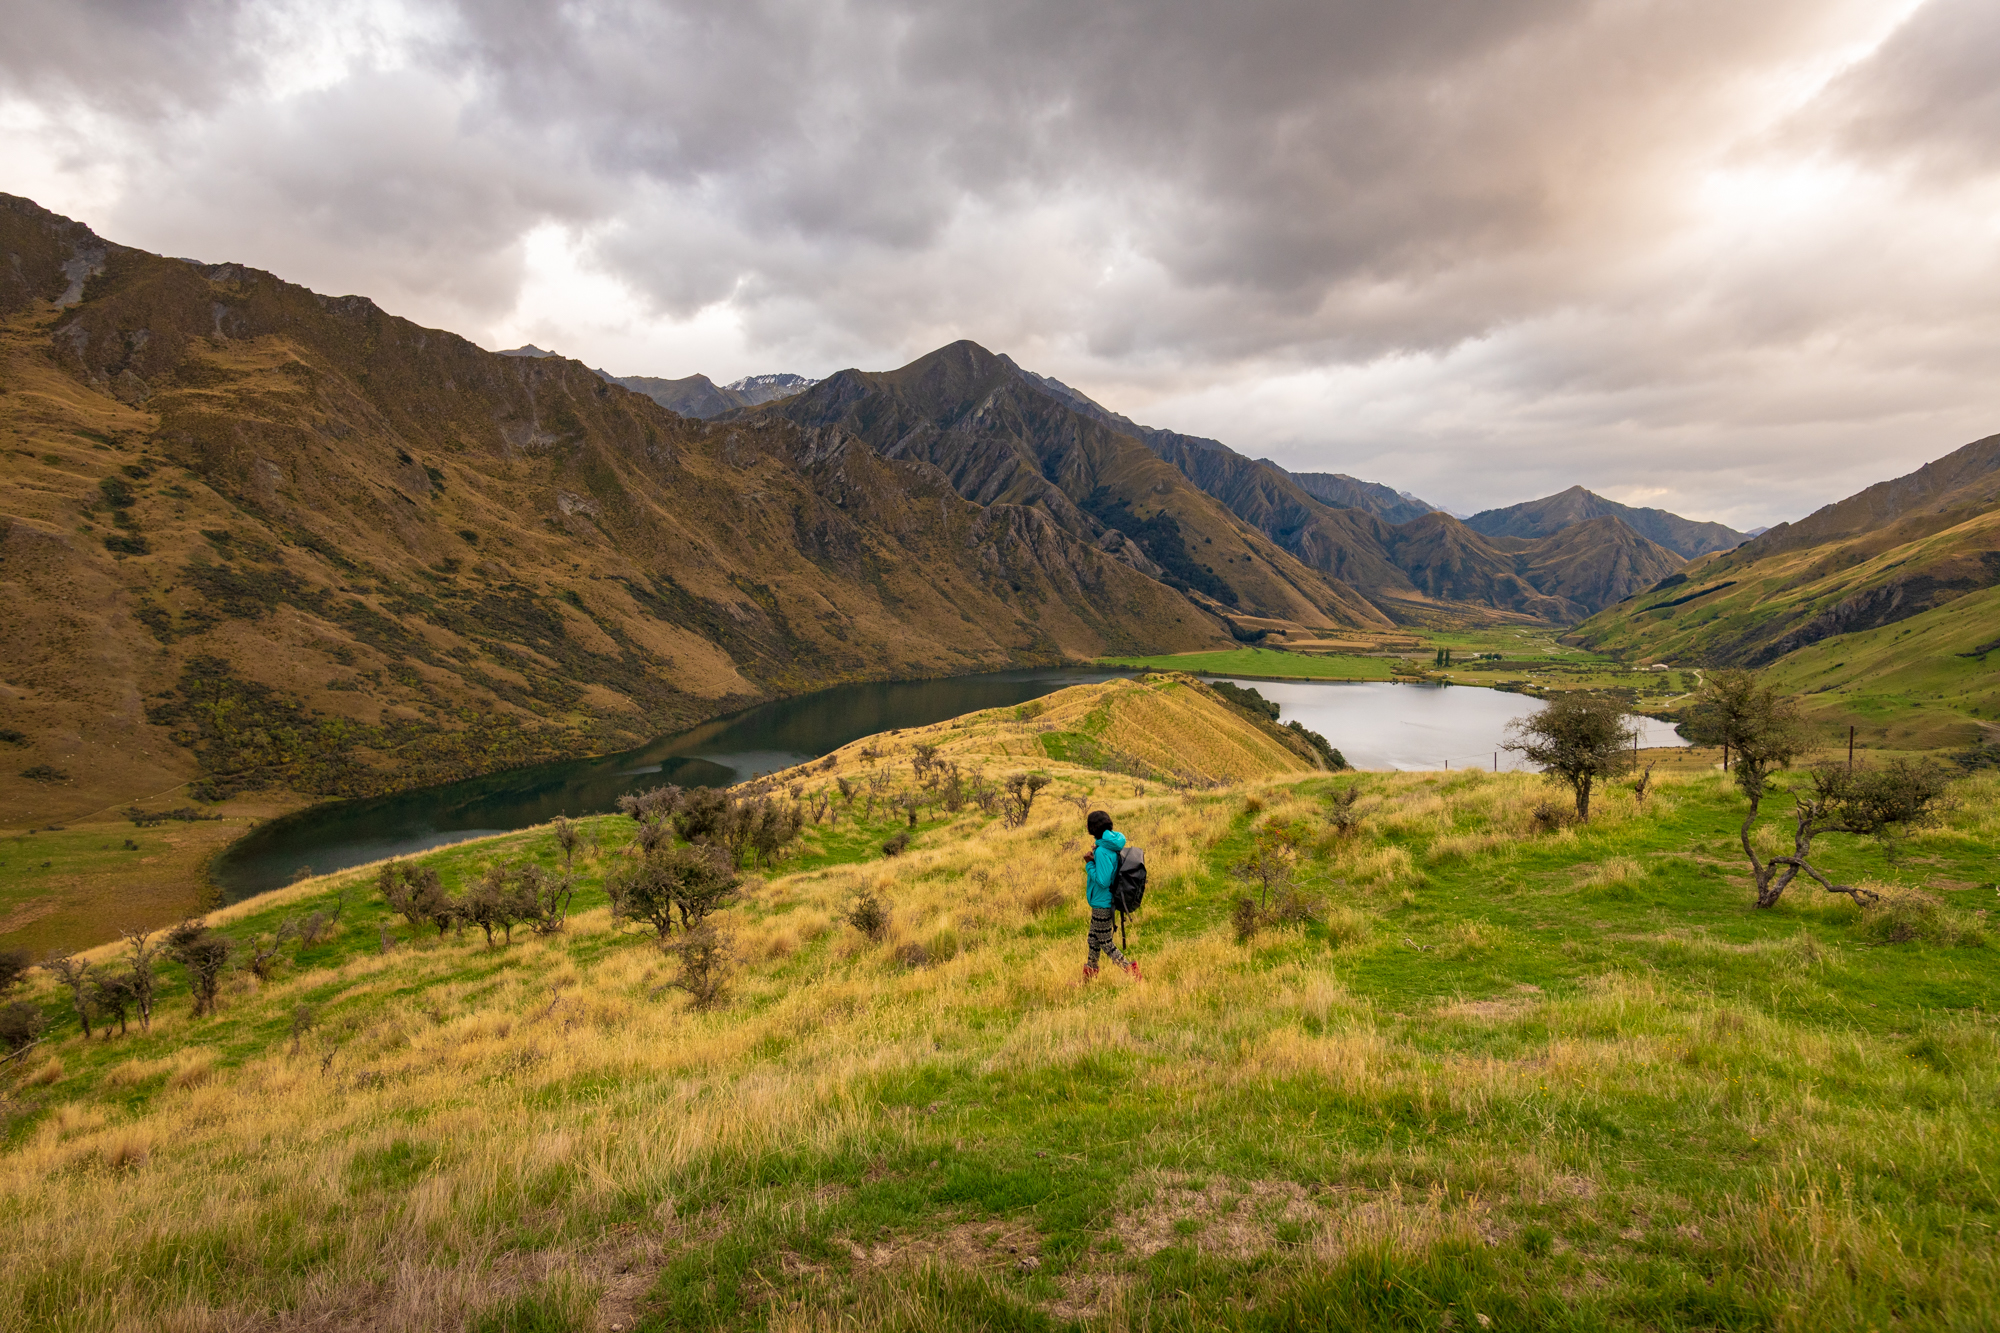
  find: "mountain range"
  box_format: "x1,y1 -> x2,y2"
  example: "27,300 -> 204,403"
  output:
0,192 -> 1769,812
1467,486 -> 1748,558
718,340 -> 1695,628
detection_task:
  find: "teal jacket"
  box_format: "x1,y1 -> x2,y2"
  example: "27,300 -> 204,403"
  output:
1085,829 -> 1127,910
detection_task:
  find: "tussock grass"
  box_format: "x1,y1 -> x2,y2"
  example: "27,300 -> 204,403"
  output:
0,753 -> 1995,1331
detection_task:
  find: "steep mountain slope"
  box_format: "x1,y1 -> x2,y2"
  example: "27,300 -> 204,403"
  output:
1497,515 -> 1687,617
1742,432 -> 2000,559
0,195 -> 1225,824
1466,485 -> 1747,557
1289,471 -> 1437,524
1571,432 -> 2000,741
744,341 -> 1392,630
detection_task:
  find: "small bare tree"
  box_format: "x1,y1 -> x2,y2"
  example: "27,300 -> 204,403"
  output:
463,869 -> 529,946
522,865 -> 576,935
1233,823 -> 1300,909
1323,784 -> 1363,838
41,952 -> 93,1038
1000,772 -> 1050,828
1679,670 -> 1810,904
90,970 -> 135,1036
937,762 -> 967,813
247,917 -> 301,979
120,928 -> 161,1033
1630,762 -> 1657,811
1504,693 -> 1637,822
550,815 -> 582,868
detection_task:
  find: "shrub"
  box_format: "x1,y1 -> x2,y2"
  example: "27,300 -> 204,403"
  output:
1531,801 -> 1575,833
378,861 -> 458,937
662,924 -> 734,1011
1231,896 -> 1263,943
1857,886 -> 1987,947
0,948 -> 30,993
616,784 -> 684,821
840,888 -> 891,941
1323,784 -> 1363,837
164,920 -> 234,1017
0,1001 -> 47,1052
609,843 -> 739,939
882,830 -> 912,857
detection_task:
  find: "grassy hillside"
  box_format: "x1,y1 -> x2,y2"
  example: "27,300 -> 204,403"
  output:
1751,585 -> 2000,749
1,689 -> 1995,1331
1571,506 -> 2000,747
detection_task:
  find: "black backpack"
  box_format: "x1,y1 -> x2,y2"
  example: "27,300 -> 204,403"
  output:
1111,846 -> 1147,914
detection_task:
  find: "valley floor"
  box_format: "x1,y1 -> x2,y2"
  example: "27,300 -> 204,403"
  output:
1,732 -> 1996,1332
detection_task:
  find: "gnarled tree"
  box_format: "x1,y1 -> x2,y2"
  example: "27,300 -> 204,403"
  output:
165,919 -> 234,1018
1750,760 -> 1954,908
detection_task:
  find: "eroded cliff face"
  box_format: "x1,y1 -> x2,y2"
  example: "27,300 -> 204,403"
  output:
0,196 -> 1226,819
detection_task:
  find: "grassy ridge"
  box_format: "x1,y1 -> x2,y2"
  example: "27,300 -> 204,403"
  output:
1,740 -> 1995,1330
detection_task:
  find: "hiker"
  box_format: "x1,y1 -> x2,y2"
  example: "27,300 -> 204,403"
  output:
1083,810 -> 1139,980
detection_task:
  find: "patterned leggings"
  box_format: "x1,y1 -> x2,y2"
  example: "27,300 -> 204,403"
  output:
1087,906 -> 1129,967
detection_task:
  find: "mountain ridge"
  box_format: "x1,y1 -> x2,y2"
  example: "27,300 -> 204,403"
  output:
1467,485 -> 1748,558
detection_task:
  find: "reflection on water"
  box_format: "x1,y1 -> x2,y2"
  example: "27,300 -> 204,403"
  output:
1218,678 -> 1687,773
214,666 -> 1128,902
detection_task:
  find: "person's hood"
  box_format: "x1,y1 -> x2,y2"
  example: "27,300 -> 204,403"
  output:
1098,830 -> 1127,851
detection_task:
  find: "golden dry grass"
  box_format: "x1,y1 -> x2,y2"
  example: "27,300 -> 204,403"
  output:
0,761 -> 1993,1331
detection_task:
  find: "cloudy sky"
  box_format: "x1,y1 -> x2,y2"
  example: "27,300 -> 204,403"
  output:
5,0 -> 1998,527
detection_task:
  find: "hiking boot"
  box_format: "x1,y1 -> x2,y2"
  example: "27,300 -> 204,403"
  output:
1123,960 -> 1141,980
1082,964 -> 1100,982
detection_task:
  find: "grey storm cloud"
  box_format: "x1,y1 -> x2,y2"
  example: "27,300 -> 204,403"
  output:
5,0 -> 2000,525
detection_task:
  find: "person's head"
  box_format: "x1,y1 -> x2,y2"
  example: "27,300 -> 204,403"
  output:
1086,810 -> 1113,839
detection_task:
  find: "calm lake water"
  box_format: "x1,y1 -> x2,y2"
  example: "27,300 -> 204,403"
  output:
214,668 -> 1688,902
1219,678 -> 1687,773
212,666 -> 1130,901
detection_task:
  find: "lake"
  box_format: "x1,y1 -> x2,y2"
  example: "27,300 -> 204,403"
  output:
1219,677 -> 1687,773
213,668 -> 1687,902
210,667 -> 1131,901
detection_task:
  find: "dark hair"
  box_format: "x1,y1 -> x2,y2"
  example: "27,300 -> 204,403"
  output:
1086,810 -> 1113,838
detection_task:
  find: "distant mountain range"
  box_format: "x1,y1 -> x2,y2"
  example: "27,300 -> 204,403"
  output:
1466,485 -> 1749,558
715,340 -> 1689,627
498,348 -> 818,418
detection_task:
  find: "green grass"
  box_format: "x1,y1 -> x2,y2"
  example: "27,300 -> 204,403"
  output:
2,763 -> 1997,1331
1098,646 -> 1397,679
